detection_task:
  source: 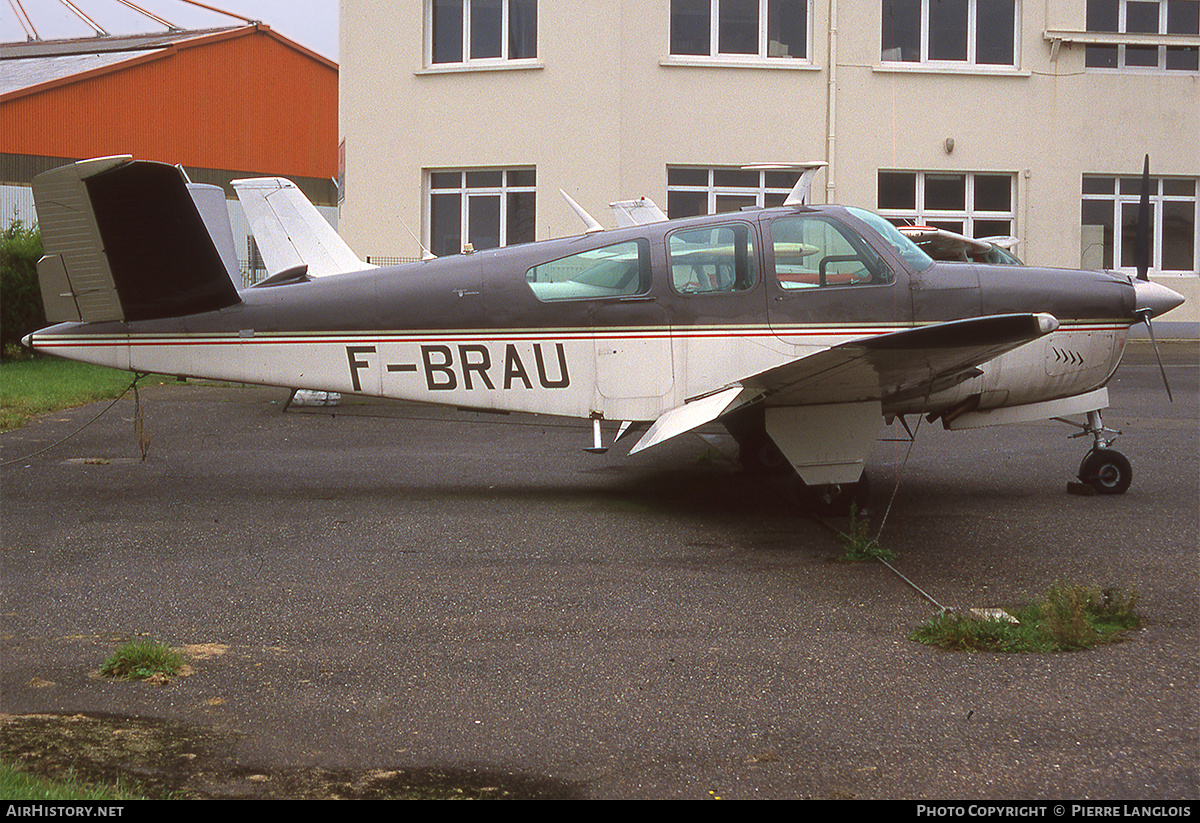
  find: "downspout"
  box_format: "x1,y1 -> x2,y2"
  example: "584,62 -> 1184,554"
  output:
825,0 -> 838,204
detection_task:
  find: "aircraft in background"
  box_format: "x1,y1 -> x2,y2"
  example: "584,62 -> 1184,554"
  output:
24,155 -> 1184,510
898,225 -> 1025,266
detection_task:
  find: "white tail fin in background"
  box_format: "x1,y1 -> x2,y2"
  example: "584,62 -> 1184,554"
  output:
232,177 -> 374,278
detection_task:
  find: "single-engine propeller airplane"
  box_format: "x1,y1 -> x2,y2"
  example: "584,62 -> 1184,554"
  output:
23,155 -> 1185,510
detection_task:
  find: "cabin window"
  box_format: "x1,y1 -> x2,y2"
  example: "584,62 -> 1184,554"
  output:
669,0 -> 810,60
429,0 -> 537,65
526,239 -> 651,301
668,223 -> 758,294
881,0 -> 1017,67
769,215 -> 892,289
1085,0 -> 1199,71
666,167 -> 801,218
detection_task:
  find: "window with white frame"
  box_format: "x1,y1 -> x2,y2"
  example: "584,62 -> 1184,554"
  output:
1081,175 -> 1198,273
667,167 -> 803,218
669,0 -> 810,60
429,0 -> 537,66
1085,0 -> 1199,71
877,171 -> 1018,238
428,169 -> 536,256
881,0 -> 1018,66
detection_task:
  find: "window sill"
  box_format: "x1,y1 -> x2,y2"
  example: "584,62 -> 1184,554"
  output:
416,61 -> 544,76
873,62 -> 1030,77
660,56 -> 819,70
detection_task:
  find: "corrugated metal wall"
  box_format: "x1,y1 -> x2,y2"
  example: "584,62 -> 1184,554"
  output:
1,28 -> 337,181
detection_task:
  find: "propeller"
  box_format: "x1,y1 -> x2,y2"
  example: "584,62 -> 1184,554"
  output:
1135,155 -> 1151,284
1131,155 -> 1176,402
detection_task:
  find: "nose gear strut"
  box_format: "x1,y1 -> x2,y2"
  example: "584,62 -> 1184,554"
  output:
1058,410 -> 1132,495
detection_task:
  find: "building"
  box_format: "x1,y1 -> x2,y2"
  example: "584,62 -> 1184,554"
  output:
339,0 -> 1199,330
1,24 -> 339,283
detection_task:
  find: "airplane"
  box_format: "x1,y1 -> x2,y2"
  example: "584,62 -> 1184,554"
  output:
897,225 -> 1025,266
22,155 -> 1186,512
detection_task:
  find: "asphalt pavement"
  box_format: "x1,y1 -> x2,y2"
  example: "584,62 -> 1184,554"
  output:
1,342 -> 1196,800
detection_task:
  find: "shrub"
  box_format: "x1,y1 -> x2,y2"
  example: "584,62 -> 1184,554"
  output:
1,219 -> 46,357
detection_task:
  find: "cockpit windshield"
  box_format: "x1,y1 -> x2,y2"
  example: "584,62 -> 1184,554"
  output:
847,207 -> 935,272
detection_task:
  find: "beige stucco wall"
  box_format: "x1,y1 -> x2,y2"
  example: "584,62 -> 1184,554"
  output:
339,1 -> 1198,325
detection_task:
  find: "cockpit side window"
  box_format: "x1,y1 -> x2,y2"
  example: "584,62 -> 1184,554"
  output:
526,239 -> 650,301
769,214 -> 894,289
668,223 -> 758,295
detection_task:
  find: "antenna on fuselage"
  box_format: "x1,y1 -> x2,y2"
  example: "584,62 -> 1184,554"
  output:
397,216 -> 437,261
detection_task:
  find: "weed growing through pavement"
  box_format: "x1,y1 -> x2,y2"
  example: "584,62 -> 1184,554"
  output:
837,504 -> 895,562
99,639 -> 184,681
911,584 -> 1141,653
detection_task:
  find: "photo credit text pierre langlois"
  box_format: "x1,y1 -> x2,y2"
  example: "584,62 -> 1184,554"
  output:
915,807 -> 1193,819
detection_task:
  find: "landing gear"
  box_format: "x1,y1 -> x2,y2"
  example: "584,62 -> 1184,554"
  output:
724,405 -> 791,476
725,404 -> 874,514
1064,410 -> 1132,495
1078,448 -> 1133,495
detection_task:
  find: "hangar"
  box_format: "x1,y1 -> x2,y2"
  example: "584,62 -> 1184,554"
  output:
1,21 -> 338,284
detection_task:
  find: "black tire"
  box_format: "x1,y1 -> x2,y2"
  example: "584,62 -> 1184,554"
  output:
1078,449 -> 1132,495
724,406 -> 792,476
739,437 -> 791,476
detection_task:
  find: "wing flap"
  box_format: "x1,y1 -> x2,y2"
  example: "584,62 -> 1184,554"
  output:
630,386 -> 750,454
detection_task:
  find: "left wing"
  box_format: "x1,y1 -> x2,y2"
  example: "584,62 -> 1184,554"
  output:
631,313 -> 1058,454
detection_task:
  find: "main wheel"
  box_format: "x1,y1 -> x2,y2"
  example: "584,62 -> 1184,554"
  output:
1078,449 -> 1132,495
724,406 -> 791,476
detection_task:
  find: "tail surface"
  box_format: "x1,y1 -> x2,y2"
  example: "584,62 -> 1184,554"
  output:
32,156 -> 241,323
232,177 -> 373,279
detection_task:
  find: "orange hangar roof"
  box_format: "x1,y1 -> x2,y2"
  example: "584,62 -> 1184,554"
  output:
1,24 -> 337,181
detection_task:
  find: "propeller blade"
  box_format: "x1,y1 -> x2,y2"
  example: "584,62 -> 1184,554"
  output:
1139,310 -> 1174,403
1135,155 -> 1151,282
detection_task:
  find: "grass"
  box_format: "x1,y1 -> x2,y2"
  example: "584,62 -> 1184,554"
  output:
911,584 -> 1141,653
99,639 -> 185,681
0,761 -> 147,801
837,504 -> 895,562
0,356 -> 172,432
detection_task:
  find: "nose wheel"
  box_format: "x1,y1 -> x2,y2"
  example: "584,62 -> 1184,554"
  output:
1064,410 -> 1132,495
1077,448 -> 1132,495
